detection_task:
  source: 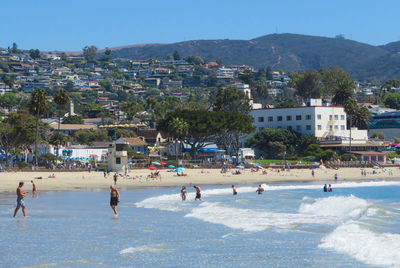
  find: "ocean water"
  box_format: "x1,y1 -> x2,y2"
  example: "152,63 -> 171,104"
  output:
1,181 -> 400,268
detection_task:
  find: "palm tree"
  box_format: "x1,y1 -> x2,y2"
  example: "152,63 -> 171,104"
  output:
168,117 -> 189,161
29,88 -> 49,166
332,79 -> 355,106
53,88 -> 70,156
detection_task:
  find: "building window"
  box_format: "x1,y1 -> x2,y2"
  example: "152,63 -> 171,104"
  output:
268,116 -> 273,122
329,115 -> 333,120
334,125 -> 338,129
306,125 -> 311,130
317,125 -> 322,130
116,157 -> 121,164
296,115 -> 302,120
287,115 -> 292,121
363,156 -> 369,161
371,156 -> 377,161
317,114 -> 321,120
277,116 -> 282,121
306,114 -> 311,120
378,156 -> 384,161
296,125 -> 301,131
287,126 -> 292,130
329,125 -> 333,130
334,115 -> 338,120
258,117 -> 264,122
341,115 -> 345,120
341,125 -> 345,130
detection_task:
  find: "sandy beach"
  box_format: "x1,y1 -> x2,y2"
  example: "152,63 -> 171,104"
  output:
0,167 -> 399,192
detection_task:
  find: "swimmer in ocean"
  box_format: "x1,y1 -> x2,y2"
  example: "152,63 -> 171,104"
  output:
181,186 -> 187,201
110,185 -> 120,216
232,185 -> 237,195
194,185 -> 202,201
256,185 -> 264,195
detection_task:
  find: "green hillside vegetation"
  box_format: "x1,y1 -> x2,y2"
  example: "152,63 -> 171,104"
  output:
109,33 -> 400,81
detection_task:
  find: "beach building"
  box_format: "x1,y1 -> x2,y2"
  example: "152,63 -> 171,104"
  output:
369,111 -> 400,140
249,99 -> 368,142
108,139 -> 129,172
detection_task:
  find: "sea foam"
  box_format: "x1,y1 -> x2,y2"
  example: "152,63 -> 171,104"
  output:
185,195 -> 371,232
320,222 -> 400,267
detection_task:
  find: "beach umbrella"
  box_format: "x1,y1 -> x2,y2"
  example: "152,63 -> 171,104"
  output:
253,163 -> 261,167
148,166 -> 158,170
152,161 -> 161,165
168,165 -> 175,168
175,167 -> 185,172
236,165 -> 244,169
0,154 -> 6,159
160,162 -> 167,165
372,166 -> 380,169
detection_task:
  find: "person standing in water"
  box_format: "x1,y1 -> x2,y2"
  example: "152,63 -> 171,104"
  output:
328,184 -> 332,192
110,185 -> 120,216
323,184 -> 328,192
194,185 -> 202,201
13,182 -> 28,217
232,185 -> 237,195
181,186 -> 187,201
113,173 -> 118,185
256,185 -> 264,195
31,180 -> 37,198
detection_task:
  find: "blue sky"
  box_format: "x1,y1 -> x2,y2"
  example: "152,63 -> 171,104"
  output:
1,0 -> 399,51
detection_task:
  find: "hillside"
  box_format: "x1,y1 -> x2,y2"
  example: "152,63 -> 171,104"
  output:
109,33 -> 400,81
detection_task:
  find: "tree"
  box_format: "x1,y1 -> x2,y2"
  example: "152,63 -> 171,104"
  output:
104,48 -> 112,61
330,73 -> 355,106
83,45 -> 98,62
53,88 -> 70,156
168,117 -> 189,160
383,92 -> 400,109
115,129 -> 137,139
213,86 -> 251,114
184,56 -> 205,65
345,99 -> 371,130
29,49 -> 41,59
65,80 -> 74,92
29,88 -> 49,166
2,76 -> 14,89
121,101 -> 142,122
11,42 -> 18,53
304,144 -> 334,161
290,71 -> 321,100
62,115 -> 84,124
99,79 -> 112,91
49,132 -> 70,156
370,132 -> 385,140
319,66 -> 353,97
245,128 -> 299,159
173,50 -> 181,60
382,79 -> 400,92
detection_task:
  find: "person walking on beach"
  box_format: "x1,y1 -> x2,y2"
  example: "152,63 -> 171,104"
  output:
334,173 -> 338,181
194,185 -> 202,201
256,185 -> 264,195
13,182 -> 28,217
31,180 -> 37,198
110,185 -> 120,216
312,169 -> 315,178
232,185 -> 237,195
113,173 -> 118,185
181,186 -> 187,201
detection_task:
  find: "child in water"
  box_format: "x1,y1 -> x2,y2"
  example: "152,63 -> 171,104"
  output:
180,186 -> 187,201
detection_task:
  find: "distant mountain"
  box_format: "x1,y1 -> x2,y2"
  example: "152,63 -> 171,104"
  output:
108,33 -> 400,81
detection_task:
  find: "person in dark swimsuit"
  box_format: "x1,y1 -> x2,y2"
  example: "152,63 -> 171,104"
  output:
323,184 -> 328,192
110,185 -> 120,216
232,185 -> 237,195
194,185 -> 202,201
256,185 -> 264,195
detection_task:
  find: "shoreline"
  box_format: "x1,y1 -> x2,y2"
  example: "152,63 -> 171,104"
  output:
0,167 -> 399,193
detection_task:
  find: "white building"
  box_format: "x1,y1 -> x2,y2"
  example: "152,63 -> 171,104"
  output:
231,83 -> 262,109
249,99 -> 368,142
217,68 -> 234,78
